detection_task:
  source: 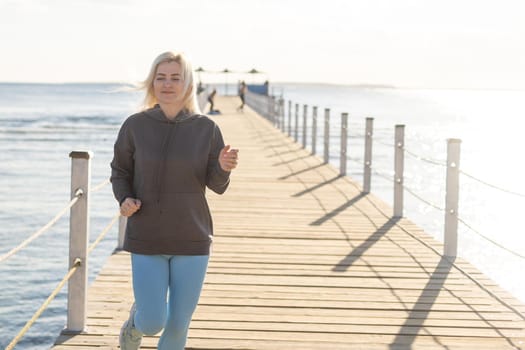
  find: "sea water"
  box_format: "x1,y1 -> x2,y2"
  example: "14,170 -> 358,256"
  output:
0,82 -> 524,348
0,83 -> 140,348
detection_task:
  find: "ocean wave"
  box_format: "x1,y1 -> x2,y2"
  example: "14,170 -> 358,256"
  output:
0,124 -> 119,134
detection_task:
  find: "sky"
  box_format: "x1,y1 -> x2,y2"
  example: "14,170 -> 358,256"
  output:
1,0 -> 525,89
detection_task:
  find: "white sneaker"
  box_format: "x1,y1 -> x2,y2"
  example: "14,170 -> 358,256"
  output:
119,302 -> 142,350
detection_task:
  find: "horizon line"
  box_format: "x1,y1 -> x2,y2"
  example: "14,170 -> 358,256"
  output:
0,80 -> 524,92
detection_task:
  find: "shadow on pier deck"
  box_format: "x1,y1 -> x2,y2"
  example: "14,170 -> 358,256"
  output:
52,96 -> 525,350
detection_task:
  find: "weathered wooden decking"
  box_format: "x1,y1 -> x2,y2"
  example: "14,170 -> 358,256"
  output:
53,96 -> 525,349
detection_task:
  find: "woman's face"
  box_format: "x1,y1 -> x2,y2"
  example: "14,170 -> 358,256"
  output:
153,61 -> 185,106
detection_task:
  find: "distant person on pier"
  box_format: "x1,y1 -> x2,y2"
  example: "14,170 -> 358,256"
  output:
237,81 -> 247,112
207,88 -> 219,114
196,81 -> 204,94
110,51 -> 239,350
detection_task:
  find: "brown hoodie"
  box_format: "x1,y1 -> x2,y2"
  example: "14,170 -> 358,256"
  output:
110,105 -> 230,255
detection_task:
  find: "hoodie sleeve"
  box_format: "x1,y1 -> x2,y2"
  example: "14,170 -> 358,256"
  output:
206,123 -> 231,194
110,119 -> 135,205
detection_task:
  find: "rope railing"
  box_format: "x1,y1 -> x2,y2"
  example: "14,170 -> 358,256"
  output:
375,132 -> 448,213
347,156 -> 362,166
247,91 -> 278,123
403,184 -> 445,212
375,162 -> 524,260
0,178 -> 111,265
370,131 -> 525,259
5,258 -> 82,350
380,139 -> 525,198
88,212 -> 120,254
348,131 -> 366,139
458,217 -> 525,260
460,170 -> 525,198
376,135 -> 447,167
373,165 -> 525,261
4,150 -> 125,348
0,189 -> 83,264
372,168 -> 393,183
404,147 -> 447,167
90,178 -> 111,193
373,163 -> 446,213
375,139 -> 395,148
6,211 -> 121,349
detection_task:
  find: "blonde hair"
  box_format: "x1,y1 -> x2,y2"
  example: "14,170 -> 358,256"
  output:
139,51 -> 201,114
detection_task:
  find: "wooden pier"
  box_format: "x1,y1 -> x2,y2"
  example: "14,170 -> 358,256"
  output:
52,96 -> 525,349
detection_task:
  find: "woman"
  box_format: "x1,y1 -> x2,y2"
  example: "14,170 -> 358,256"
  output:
207,88 -> 217,113
110,51 -> 239,350
237,81 -> 247,111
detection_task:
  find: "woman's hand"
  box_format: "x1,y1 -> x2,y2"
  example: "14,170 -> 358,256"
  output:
219,145 -> 239,172
120,197 -> 142,217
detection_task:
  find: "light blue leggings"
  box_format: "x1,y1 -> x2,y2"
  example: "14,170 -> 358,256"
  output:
131,253 -> 209,350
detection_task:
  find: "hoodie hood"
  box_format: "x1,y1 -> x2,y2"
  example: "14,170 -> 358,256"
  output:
144,104 -> 197,123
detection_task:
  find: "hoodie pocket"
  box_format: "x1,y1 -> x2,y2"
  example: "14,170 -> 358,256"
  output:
126,194 -> 160,239
159,192 -> 212,241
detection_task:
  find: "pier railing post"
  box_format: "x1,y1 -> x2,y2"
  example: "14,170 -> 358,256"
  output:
340,113 -> 348,176
67,151 -> 92,332
266,96 -> 271,121
270,96 -> 276,125
279,98 -> 285,132
273,96 -> 278,127
118,216 -> 127,250
444,139 -> 461,259
302,104 -> 308,148
363,117 -> 374,194
312,106 -> 318,155
287,101 -> 292,137
273,97 -> 278,128
294,103 -> 299,142
268,96 -> 273,123
262,97 -> 266,120
324,108 -> 330,163
393,125 -> 405,218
